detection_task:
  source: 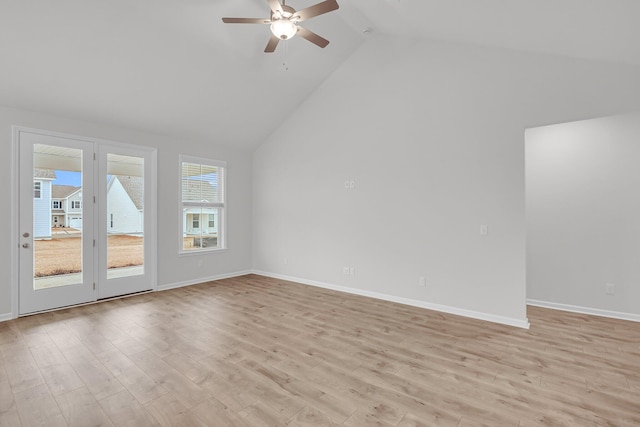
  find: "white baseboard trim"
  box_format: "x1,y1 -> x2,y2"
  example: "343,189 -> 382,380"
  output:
157,270 -> 253,292
0,312 -> 13,323
253,270 -> 530,329
527,299 -> 640,323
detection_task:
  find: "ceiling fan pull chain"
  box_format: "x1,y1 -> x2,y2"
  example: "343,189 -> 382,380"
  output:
282,40 -> 289,71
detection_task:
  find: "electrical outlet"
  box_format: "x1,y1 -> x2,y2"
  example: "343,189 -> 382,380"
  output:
349,180 -> 355,189
480,224 -> 488,236
419,276 -> 426,287
284,257 -> 288,265
344,180 -> 350,189
605,283 -> 615,295
343,267 -> 356,276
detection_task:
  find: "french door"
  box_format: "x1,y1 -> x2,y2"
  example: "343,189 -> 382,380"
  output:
17,128 -> 156,315
97,144 -> 155,300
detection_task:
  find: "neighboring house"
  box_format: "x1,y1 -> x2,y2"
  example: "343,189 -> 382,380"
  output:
33,168 -> 56,239
182,179 -> 218,237
51,185 -> 82,229
107,175 -> 144,234
35,173 -> 145,237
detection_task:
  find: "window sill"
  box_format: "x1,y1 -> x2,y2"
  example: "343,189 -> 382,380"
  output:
178,248 -> 228,257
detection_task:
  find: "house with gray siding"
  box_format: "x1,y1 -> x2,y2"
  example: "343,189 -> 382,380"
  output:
51,185 -> 82,228
33,169 -> 55,239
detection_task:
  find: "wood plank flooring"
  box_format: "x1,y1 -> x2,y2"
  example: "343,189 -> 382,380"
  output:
1,274 -> 639,426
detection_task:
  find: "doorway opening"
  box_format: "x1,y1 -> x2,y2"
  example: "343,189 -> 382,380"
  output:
13,127 -> 157,316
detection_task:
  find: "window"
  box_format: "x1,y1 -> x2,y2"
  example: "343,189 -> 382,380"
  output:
52,200 -> 62,209
180,156 -> 226,253
34,182 -> 41,198
110,213 -> 114,228
71,201 -> 81,209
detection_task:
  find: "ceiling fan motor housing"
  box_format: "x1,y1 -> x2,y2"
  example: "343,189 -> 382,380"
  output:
271,4 -> 298,40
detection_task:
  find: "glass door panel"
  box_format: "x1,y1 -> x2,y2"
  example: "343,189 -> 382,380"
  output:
106,154 -> 145,280
98,145 -> 155,300
33,144 -> 84,290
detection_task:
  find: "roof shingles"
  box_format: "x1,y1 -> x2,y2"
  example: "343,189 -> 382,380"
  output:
52,185 -> 80,199
115,176 -> 144,210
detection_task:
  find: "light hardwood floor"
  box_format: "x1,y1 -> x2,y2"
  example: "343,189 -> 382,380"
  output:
1,274 -> 639,426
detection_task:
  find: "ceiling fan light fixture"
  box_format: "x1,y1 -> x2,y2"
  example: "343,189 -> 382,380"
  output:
222,0 -> 339,52
271,19 -> 297,40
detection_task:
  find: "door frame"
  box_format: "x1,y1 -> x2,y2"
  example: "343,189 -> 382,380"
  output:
10,126 -> 157,319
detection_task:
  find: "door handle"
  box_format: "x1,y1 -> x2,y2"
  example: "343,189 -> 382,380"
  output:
22,243 -> 30,249
23,232 -> 30,238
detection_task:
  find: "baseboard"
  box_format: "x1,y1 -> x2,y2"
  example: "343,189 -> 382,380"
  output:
527,299 -> 640,323
0,312 -> 14,323
157,270 -> 253,292
253,270 -> 530,329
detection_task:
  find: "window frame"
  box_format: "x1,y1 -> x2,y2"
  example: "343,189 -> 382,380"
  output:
52,200 -> 62,209
179,155 -> 226,255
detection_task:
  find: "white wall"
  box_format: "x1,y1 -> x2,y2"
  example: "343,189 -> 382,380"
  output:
526,112 -> 640,318
253,36 -> 640,327
0,105 -> 252,318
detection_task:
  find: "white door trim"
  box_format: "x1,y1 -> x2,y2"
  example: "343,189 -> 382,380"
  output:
11,126 -> 20,319
10,126 -> 157,318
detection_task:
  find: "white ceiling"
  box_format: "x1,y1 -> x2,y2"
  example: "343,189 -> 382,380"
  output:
1,0 -> 639,151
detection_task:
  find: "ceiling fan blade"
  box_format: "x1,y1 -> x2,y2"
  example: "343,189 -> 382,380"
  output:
268,0 -> 283,14
292,0 -> 339,22
296,26 -> 329,48
222,17 -> 271,24
265,34 -> 280,53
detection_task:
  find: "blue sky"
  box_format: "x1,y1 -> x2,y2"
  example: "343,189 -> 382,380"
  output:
53,170 -> 81,187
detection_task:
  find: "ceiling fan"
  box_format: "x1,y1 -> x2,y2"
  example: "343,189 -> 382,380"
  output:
222,0 -> 339,53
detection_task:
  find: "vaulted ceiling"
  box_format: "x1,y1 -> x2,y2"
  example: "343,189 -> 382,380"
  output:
1,0 -> 639,151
